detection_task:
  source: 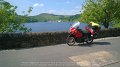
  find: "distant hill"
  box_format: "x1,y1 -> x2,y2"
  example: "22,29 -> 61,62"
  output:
27,13 -> 80,22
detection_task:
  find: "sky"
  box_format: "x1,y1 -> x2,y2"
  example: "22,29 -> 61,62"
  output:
6,0 -> 85,16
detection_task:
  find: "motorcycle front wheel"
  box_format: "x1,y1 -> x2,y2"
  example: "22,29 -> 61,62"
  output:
86,37 -> 93,44
66,35 -> 75,46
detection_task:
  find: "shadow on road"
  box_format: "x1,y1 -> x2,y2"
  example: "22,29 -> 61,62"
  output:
73,41 -> 111,47
93,42 -> 111,45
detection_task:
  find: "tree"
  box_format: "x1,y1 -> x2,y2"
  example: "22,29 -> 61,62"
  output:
0,0 -> 32,33
80,0 -> 120,28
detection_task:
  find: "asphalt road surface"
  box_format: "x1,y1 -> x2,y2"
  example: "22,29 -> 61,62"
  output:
0,37 -> 120,67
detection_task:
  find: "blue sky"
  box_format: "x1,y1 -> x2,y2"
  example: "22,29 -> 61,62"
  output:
6,0 -> 85,16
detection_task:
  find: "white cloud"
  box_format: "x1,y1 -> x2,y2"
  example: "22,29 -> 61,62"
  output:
75,6 -> 80,9
33,3 -> 44,7
75,5 -> 82,10
45,8 -> 81,15
66,1 -> 70,4
47,10 -> 56,14
60,9 -> 80,15
54,9 -> 75,15
74,6 -> 83,14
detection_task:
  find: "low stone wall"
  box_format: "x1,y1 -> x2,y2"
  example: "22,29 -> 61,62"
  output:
0,28 -> 120,50
0,32 -> 69,50
98,28 -> 120,38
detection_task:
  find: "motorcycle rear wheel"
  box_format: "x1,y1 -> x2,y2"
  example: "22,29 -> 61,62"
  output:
66,35 -> 75,46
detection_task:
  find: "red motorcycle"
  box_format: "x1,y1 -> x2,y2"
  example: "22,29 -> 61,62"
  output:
66,22 -> 94,46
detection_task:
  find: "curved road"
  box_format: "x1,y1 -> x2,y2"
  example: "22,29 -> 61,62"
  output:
0,37 -> 120,67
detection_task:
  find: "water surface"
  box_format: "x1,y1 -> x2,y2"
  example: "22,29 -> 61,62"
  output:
24,22 -> 87,32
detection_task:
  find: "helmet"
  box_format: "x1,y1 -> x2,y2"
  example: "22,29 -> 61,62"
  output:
89,21 -> 94,24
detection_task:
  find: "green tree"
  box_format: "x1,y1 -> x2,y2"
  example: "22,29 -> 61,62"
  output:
0,0 -> 32,33
80,0 -> 120,28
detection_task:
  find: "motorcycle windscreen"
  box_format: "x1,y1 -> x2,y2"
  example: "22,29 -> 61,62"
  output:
71,22 -> 80,29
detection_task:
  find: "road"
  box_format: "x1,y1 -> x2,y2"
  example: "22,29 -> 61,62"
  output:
0,37 -> 120,67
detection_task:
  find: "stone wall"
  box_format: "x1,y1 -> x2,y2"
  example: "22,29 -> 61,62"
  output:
0,28 -> 120,50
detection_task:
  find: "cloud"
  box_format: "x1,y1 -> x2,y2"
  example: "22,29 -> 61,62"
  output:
74,6 -> 83,13
33,3 -> 44,7
53,9 -> 75,15
75,6 -> 80,9
47,10 -> 56,13
66,1 -> 70,4
59,9 -> 80,15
